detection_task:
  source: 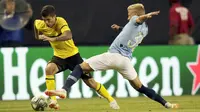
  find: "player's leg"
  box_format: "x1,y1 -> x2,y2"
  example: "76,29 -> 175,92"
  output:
66,54 -> 117,105
129,77 -> 168,107
64,52 -> 119,109
45,56 -> 65,110
83,77 -> 115,102
129,77 -> 178,109
118,58 -> 178,109
113,54 -> 178,109
45,63 -> 89,98
61,52 -> 113,93
82,75 -> 119,109
45,62 -> 59,109
46,53 -> 120,109
45,54 -> 89,98
63,53 -> 117,104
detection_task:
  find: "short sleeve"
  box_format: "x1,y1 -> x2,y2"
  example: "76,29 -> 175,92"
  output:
57,17 -> 71,33
34,20 -> 41,29
130,16 -> 141,26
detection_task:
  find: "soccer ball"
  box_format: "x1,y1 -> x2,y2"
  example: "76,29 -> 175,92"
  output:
31,95 -> 48,111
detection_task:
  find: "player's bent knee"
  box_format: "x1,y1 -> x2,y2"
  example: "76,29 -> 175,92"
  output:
45,63 -> 58,75
129,77 -> 143,90
80,62 -> 93,72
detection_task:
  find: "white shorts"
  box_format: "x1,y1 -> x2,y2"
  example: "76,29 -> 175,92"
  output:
85,52 -> 137,80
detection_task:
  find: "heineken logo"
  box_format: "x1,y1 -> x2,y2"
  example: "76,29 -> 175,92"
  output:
187,46 -> 200,95
0,46 -> 199,100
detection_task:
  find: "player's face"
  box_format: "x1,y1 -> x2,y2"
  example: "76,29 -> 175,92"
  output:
42,15 -> 56,27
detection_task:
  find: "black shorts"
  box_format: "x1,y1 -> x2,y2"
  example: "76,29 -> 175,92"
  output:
48,53 -> 92,79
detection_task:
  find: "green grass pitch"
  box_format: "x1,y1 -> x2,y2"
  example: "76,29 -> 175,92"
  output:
0,95 -> 200,112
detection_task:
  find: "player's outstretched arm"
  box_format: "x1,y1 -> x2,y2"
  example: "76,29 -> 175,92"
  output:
136,11 -> 160,24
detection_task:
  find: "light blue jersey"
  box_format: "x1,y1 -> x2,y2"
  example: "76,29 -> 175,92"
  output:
109,16 -> 148,59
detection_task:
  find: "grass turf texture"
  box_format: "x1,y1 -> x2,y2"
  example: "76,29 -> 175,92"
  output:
0,95 -> 200,112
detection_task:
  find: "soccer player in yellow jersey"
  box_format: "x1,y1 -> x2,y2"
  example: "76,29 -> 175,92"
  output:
34,5 -> 119,110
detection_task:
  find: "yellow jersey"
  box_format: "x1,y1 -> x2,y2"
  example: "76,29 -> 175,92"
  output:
34,17 -> 78,59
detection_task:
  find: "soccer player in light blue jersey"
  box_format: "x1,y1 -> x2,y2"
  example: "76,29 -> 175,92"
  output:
46,3 -> 178,109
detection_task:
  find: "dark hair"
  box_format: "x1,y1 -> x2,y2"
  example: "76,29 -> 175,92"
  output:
41,5 -> 55,17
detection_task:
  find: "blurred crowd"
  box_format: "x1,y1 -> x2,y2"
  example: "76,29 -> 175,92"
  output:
0,0 -> 197,47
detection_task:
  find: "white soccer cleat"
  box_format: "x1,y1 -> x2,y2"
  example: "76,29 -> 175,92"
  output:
45,89 -> 67,99
165,102 -> 179,109
109,100 -> 120,110
48,100 -> 60,110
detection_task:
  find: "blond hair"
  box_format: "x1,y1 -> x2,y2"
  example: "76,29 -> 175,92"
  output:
127,3 -> 145,16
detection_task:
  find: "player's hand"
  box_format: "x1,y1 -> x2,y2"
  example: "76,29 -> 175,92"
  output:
146,11 -> 160,18
111,24 -> 120,31
42,35 -> 56,42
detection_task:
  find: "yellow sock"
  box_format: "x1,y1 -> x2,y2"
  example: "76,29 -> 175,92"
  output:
96,82 -> 114,103
46,75 -> 56,101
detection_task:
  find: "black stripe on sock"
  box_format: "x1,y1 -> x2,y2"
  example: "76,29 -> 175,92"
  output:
97,84 -> 102,92
45,78 -> 55,80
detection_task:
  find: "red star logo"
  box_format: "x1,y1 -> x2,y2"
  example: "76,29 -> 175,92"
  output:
187,46 -> 200,95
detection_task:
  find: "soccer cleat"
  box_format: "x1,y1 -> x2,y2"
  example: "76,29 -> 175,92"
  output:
48,100 -> 60,110
45,89 -> 67,99
165,102 -> 179,109
109,100 -> 120,110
